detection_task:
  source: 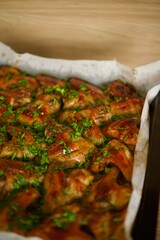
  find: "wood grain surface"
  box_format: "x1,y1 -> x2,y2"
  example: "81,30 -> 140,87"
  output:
0,1 -> 160,239
0,0 -> 160,68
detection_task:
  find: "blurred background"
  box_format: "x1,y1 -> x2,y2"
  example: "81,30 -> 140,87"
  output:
0,0 -> 160,68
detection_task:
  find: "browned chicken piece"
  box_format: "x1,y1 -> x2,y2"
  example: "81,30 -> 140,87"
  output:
110,97 -> 144,119
36,74 -> 68,98
0,93 -> 18,124
62,77 -> 110,109
18,105 -> 48,125
47,202 -> 125,240
5,87 -> 31,108
83,122 -> 105,146
86,167 -> 132,211
18,93 -> 61,125
0,93 -> 7,118
0,75 -> 39,91
87,211 -> 112,240
27,215 -> 93,240
0,66 -> 20,78
54,202 -> 86,225
59,105 -> 111,126
48,136 -> 97,167
0,125 -> 46,160
0,187 -> 40,233
44,121 -> 72,140
37,74 -> 67,87
104,80 -> 139,101
58,112 -> 105,146
43,164 -> 94,213
111,208 -> 127,240
60,96 -> 143,127
0,86 -> 31,109
34,93 -> 61,115
90,139 -> 133,181
58,203 -> 113,240
63,90 -> 96,109
0,158 -> 44,196
102,118 -> 139,150
46,121 -> 97,166
69,78 -> 108,105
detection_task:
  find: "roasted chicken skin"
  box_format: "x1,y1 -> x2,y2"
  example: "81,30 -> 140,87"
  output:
102,117 -> 139,149
0,187 -> 40,234
0,67 -> 144,240
43,164 -> 94,213
90,139 -> 133,181
0,158 -> 44,197
46,122 -> 97,166
0,125 -> 46,160
86,167 -> 132,211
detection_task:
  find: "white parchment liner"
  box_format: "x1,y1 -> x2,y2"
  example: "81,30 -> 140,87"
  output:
0,42 -> 160,240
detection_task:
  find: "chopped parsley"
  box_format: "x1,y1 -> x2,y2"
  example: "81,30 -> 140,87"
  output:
80,83 -> 88,91
10,79 -> 29,89
68,90 -> 79,100
32,110 -> 39,118
53,85 -> 67,95
81,118 -> 93,127
32,121 -> 44,131
0,96 -> 5,102
113,217 -> 123,223
105,167 -> 110,173
13,174 -> 29,191
69,118 -> 93,139
111,113 -> 138,121
18,79 -> 29,87
0,170 -> 4,177
104,87 -> 110,94
5,73 -> 13,82
63,147 -> 71,156
118,126 -> 124,131
11,152 -> 17,160
114,96 -> 122,103
3,104 -> 13,117
8,212 -> 41,232
44,86 -> 53,94
101,149 -> 109,157
52,211 -> 76,229
9,202 -> 19,211
44,84 -> 69,95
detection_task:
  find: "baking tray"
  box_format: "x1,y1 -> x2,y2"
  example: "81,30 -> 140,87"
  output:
132,91 -> 160,240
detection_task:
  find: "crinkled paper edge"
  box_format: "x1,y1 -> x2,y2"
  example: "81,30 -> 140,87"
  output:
0,42 -> 160,240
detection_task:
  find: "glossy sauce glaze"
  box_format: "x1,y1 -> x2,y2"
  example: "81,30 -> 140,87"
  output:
0,66 -> 144,240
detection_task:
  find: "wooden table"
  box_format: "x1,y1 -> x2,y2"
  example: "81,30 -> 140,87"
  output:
0,0 -> 160,239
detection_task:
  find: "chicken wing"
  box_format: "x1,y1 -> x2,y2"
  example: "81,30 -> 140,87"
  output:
104,80 -> 139,101
43,164 -> 94,213
0,125 -> 46,160
69,78 -> 108,105
47,122 -> 97,167
90,139 -> 133,181
102,117 -> 139,149
0,187 -> 40,234
27,214 -> 93,240
18,93 -> 61,125
0,158 -> 44,196
86,167 -> 132,211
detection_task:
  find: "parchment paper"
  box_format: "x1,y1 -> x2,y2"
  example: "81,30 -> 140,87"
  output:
0,42 -> 160,240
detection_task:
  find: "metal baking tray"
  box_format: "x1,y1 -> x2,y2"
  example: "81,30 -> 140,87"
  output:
132,91 -> 160,240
